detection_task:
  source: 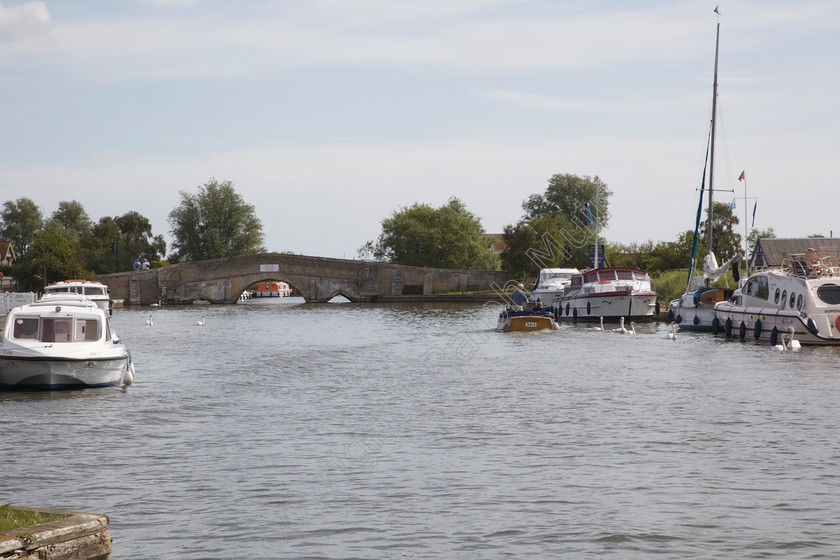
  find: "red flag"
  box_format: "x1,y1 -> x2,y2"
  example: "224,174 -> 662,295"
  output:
738,170 -> 745,181
714,5 -> 720,14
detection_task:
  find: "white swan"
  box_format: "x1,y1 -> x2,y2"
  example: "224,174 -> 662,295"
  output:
613,317 -> 627,334
624,321 -> 637,335
788,327 -> 801,350
195,315 -> 205,327
145,313 -> 153,326
667,323 -> 677,340
772,334 -> 788,353
591,316 -> 605,331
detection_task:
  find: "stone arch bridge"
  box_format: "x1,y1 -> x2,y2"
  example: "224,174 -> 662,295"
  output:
96,253 -> 514,305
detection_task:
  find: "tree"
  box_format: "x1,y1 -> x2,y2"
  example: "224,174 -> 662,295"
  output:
51,200 -> 92,242
115,211 -> 166,263
502,174 -> 612,275
168,178 -> 265,261
0,198 -> 43,260
366,197 -> 497,269
699,201 -> 742,261
11,221 -> 91,290
522,174 -> 612,228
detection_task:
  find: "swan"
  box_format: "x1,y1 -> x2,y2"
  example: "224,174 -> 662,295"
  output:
788,327 -> 801,350
613,317 -> 627,334
667,323 -> 677,340
195,315 -> 205,327
772,334 -> 788,353
624,321 -> 637,335
145,313 -> 153,326
591,316 -> 605,331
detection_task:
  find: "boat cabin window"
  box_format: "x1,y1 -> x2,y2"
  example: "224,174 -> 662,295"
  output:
617,270 -> 634,280
745,277 -> 769,300
84,287 -> 106,296
11,317 -> 100,343
46,287 -> 70,293
570,276 -> 582,288
817,284 -> 840,305
774,288 -> 780,303
781,290 -> 787,308
13,318 -> 39,339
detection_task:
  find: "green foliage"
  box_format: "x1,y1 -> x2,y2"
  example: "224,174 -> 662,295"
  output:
11,221 -> 93,290
609,231 -> 699,273
366,197 -> 496,269
51,200 -> 92,242
0,198 -> 43,260
522,173 -> 612,228
501,174 -> 612,275
700,201 -> 742,260
168,178 -> 265,262
0,505 -> 64,532
501,214 -> 592,277
653,268 -> 741,303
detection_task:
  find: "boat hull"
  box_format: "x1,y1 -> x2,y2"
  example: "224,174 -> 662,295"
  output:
0,353 -> 127,390
555,292 -> 657,322
496,315 -> 558,332
713,305 -> 840,345
669,288 -> 733,331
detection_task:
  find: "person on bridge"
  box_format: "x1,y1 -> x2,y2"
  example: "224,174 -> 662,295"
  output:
509,283 -> 528,311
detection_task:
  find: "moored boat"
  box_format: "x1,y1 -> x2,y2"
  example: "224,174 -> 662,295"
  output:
255,281 -> 293,297
528,268 -> 579,305
553,266 -> 657,322
713,252 -> 840,345
0,293 -> 133,390
668,12 -> 740,330
43,279 -> 112,314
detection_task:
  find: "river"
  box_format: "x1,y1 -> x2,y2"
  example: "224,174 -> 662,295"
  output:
2,298 -> 840,559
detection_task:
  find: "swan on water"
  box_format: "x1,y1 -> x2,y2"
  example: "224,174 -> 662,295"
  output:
788,327 -> 801,350
613,317 -> 627,334
195,315 -> 206,327
145,313 -> 153,326
591,316 -> 605,331
667,323 -> 677,340
624,321 -> 637,335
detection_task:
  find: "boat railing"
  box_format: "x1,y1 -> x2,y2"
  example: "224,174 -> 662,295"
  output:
782,257 -> 840,279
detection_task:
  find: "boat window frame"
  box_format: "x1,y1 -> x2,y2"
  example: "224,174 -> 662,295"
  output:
790,293 -> 796,309
774,288 -> 780,303
816,284 -> 840,305
12,317 -> 40,340
781,290 -> 787,309
797,294 -> 803,310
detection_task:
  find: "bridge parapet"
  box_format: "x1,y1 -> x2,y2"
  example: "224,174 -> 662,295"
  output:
96,253 -> 514,305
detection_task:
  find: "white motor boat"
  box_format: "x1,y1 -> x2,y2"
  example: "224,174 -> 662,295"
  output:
42,279 -> 112,314
528,268 -> 579,305
713,254 -> 840,345
0,293 -> 133,390
554,266 -> 658,322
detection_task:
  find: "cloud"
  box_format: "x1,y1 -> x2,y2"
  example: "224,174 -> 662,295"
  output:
0,1 -> 50,45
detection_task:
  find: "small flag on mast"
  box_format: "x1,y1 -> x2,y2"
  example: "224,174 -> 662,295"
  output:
738,170 -> 745,181
714,5 -> 720,14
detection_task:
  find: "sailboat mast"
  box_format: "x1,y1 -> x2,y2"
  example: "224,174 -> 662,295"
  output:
707,21 -> 720,257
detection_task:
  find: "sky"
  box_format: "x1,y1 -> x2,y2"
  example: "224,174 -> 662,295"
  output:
1,0 -> 839,260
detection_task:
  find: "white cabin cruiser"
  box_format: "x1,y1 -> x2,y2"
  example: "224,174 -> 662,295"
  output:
528,268 -> 579,305
42,279 -> 112,314
713,253 -> 840,345
554,266 -> 657,322
0,293 -> 133,390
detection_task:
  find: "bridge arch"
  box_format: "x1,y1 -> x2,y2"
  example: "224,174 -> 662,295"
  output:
96,253 -> 513,305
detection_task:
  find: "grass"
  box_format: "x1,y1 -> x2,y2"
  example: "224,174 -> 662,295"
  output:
651,269 -> 741,303
0,504 -> 65,532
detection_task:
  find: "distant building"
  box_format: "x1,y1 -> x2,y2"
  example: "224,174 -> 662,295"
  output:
0,241 -> 15,266
483,233 -> 506,255
750,238 -> 840,269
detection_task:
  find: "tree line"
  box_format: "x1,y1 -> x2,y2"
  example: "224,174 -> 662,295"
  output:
0,179 -> 265,291
361,173 -> 774,279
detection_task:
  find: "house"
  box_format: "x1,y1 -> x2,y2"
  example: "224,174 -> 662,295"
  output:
0,241 -> 15,266
750,238 -> 840,269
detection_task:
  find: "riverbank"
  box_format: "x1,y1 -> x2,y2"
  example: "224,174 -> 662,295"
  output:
0,508 -> 110,560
